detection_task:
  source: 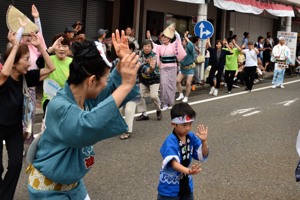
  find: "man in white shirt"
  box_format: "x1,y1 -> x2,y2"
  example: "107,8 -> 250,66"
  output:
271,36 -> 291,88
95,28 -> 112,67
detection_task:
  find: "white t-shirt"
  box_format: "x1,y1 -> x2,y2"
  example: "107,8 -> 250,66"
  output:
95,41 -> 112,67
243,49 -> 258,67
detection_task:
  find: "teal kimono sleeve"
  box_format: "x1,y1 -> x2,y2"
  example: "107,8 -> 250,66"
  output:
186,41 -> 194,54
48,95 -> 128,148
91,68 -> 140,108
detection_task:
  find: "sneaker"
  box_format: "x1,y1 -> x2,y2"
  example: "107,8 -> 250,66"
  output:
182,97 -> 188,103
232,84 -> 240,88
156,110 -> 162,120
161,105 -> 169,111
213,89 -> 218,96
271,85 -> 277,89
136,114 -> 149,121
280,85 -> 285,89
209,87 -> 215,95
176,94 -> 184,101
227,91 -> 231,94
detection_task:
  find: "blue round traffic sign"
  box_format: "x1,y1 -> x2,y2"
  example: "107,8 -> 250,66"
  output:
194,20 -> 214,40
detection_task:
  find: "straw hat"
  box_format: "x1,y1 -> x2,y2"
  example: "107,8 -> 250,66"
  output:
6,5 -> 38,35
163,23 -> 175,39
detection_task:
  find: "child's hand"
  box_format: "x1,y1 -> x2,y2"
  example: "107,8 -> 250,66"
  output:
188,163 -> 202,175
195,124 -> 208,142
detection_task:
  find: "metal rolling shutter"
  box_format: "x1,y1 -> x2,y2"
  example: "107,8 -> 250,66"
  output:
1,0 -> 82,51
85,0 -> 106,40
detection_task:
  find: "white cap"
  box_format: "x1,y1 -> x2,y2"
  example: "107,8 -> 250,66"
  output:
278,36 -> 285,40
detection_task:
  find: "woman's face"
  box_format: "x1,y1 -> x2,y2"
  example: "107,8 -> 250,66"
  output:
228,42 -> 234,49
125,28 -> 132,36
162,36 -> 170,45
55,43 -> 69,60
259,38 -> 264,43
21,35 -> 32,45
14,52 -> 31,74
88,68 -> 110,99
216,42 -> 222,50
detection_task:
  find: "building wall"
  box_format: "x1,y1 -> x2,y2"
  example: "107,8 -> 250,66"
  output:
141,0 -> 217,41
0,0 -> 109,55
230,12 -> 275,45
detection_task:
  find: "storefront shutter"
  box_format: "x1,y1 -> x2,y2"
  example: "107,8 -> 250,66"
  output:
0,0 -> 82,54
85,0 -> 106,40
0,0 -> 13,54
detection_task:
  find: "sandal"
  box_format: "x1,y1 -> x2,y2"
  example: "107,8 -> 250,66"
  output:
120,132 -> 130,140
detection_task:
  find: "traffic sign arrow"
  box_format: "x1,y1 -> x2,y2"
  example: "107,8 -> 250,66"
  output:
194,20 -> 214,40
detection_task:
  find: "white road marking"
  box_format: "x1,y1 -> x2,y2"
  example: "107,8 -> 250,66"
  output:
230,108 -> 256,116
276,98 -> 299,106
135,79 -> 300,117
242,111 -> 261,117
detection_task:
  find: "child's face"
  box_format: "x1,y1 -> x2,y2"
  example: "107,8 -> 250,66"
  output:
143,44 -> 152,54
172,122 -> 193,136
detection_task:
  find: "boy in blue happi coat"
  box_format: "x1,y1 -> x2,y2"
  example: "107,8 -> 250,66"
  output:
157,102 -> 209,200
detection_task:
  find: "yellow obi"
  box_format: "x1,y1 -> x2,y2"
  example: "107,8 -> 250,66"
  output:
27,165 -> 78,191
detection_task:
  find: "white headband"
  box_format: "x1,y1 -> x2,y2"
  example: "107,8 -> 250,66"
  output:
171,115 -> 194,124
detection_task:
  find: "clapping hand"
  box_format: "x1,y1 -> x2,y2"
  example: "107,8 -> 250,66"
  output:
195,124 -> 208,142
112,30 -> 130,59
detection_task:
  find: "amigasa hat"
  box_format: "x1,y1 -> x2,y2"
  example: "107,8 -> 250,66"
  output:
163,23 -> 175,39
6,5 -> 39,35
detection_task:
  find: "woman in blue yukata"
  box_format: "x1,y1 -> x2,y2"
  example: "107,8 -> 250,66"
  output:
157,102 -> 209,200
27,30 -> 140,199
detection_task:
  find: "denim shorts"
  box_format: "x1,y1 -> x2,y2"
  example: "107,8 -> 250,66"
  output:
180,68 -> 195,76
157,193 -> 194,200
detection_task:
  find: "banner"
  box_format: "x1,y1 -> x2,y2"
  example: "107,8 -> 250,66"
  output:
277,31 -> 298,65
173,0 -> 205,4
214,0 -> 294,17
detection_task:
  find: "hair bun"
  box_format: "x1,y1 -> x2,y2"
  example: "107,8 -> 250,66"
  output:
71,40 -> 101,63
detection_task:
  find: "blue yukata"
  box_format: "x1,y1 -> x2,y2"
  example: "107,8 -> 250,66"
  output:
28,69 -> 139,199
157,132 -> 208,198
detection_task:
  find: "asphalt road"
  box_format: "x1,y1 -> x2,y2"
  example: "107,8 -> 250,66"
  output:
8,76 -> 300,200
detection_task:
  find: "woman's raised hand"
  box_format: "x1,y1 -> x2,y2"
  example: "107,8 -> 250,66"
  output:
7,31 -> 19,47
31,4 -> 39,18
18,17 -> 29,28
119,52 -> 140,88
29,32 -> 41,48
112,29 -> 130,59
